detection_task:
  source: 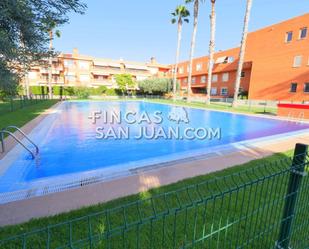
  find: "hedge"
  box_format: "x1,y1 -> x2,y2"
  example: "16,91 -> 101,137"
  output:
29,86 -> 122,97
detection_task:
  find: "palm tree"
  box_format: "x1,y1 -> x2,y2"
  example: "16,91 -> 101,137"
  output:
186,0 -> 203,102
19,36 -> 30,98
232,0 -> 253,107
205,0 -> 216,105
47,22 -> 61,99
171,6 -> 190,100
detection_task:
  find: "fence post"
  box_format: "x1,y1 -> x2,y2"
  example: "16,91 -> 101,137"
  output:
276,143 -> 308,249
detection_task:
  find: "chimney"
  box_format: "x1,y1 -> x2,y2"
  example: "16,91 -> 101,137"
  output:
73,48 -> 79,57
150,57 -> 157,64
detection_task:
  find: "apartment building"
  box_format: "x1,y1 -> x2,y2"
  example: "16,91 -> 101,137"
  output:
175,13 -> 309,102
26,49 -> 170,89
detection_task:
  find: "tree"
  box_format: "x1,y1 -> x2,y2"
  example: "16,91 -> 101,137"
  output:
205,0 -> 216,105
47,22 -> 61,99
186,0 -> 203,102
232,0 -> 253,107
171,5 -> 190,100
0,0 -> 86,93
138,78 -> 172,95
115,74 -> 135,95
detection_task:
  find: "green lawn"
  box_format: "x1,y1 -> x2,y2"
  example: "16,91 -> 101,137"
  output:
0,100 -> 58,130
145,98 -> 277,115
1,149 -> 307,249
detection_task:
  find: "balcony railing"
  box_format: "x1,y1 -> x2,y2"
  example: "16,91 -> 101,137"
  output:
39,77 -> 65,84
91,79 -> 113,86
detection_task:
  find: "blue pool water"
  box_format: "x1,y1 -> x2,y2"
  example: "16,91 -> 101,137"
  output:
1,101 -> 309,194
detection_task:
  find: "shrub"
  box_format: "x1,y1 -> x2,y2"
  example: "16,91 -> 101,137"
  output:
90,86 -> 108,95
138,78 -> 172,95
74,87 -> 90,99
115,74 -> 135,95
29,86 -> 48,95
28,85 -> 123,97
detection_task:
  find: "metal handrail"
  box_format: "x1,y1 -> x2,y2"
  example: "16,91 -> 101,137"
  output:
4,126 -> 39,154
0,130 -> 36,159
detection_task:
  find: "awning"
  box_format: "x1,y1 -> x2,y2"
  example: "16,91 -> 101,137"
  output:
108,62 -> 121,68
125,64 -> 148,70
93,60 -> 109,67
215,56 -> 228,64
92,71 -> 110,76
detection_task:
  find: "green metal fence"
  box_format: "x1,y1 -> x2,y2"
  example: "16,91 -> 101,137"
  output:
0,144 -> 308,249
0,95 -> 49,115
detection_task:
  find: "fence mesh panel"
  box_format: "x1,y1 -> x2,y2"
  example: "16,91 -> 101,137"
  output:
0,151 -> 308,249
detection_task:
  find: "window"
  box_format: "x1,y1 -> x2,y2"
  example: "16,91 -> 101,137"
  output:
52,76 -> 61,82
212,74 -> 218,82
290,83 -> 297,93
304,83 -> 309,93
293,56 -> 302,67
183,78 -> 188,84
192,77 -> 196,83
221,87 -> 228,96
227,56 -> 234,63
194,88 -> 206,94
196,63 -> 202,71
299,27 -> 307,39
79,61 -> 89,70
66,75 -> 76,82
179,67 -> 184,74
80,74 -> 90,82
210,87 -> 217,96
241,71 -> 246,78
64,60 -> 75,68
201,76 -> 207,83
28,72 -> 37,79
222,73 -> 229,82
286,31 -> 293,42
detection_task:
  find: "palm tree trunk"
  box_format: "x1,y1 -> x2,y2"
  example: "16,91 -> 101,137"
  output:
25,72 -> 30,98
48,30 -> 53,100
232,0 -> 253,108
173,19 -> 183,101
206,0 -> 216,105
19,33 -> 30,98
187,0 -> 199,103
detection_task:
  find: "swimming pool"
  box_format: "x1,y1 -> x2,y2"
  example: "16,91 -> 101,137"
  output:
1,101 -> 309,201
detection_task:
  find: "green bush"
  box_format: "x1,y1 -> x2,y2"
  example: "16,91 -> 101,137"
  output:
28,85 -> 122,97
29,86 -> 48,95
115,74 -> 136,95
74,87 -> 90,99
89,86 -> 108,95
138,78 -> 172,95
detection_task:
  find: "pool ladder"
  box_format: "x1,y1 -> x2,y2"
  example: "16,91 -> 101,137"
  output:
0,126 -> 39,159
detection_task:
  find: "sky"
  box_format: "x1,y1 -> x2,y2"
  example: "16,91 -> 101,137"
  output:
54,0 -> 309,64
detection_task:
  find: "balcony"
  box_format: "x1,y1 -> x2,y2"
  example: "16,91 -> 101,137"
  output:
39,68 -> 61,74
91,66 -> 121,75
39,77 -> 64,84
91,79 -> 113,87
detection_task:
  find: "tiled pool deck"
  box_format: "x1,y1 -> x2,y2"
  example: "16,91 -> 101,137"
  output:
0,101 -> 308,226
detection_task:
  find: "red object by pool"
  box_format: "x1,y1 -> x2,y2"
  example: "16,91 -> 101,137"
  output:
277,103 -> 309,119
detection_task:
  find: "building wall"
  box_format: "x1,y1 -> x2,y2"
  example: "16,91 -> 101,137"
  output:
174,13 -> 309,102
175,48 -> 252,97
245,14 -> 309,101
26,49 -> 170,90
